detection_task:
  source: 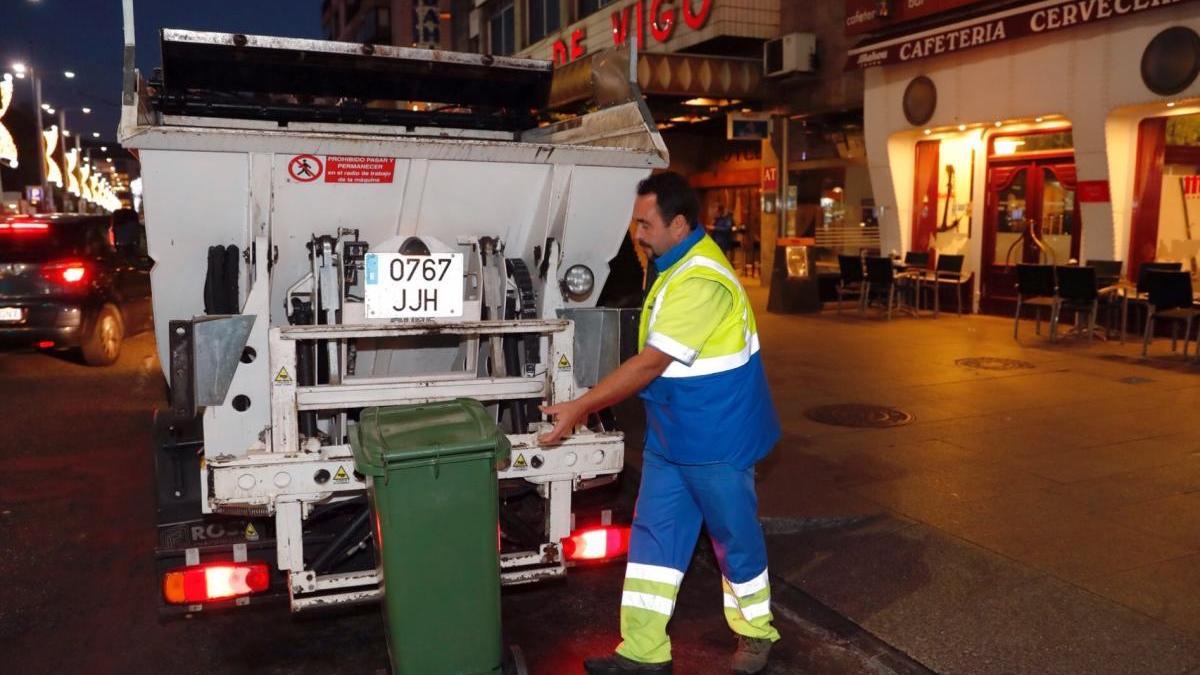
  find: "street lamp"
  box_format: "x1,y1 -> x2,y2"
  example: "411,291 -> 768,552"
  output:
51,105 -> 95,213
11,62 -> 46,207
8,62 -> 86,211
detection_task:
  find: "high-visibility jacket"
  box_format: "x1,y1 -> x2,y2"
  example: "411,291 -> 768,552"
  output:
637,228 -> 779,468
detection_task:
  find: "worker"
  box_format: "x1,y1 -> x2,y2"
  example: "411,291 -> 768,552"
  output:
711,203 -> 734,259
538,172 -> 781,675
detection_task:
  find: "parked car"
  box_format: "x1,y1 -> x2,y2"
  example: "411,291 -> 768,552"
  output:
0,213 -> 153,365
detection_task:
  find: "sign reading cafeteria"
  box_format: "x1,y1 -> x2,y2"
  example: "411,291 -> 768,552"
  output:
847,0 -> 1195,68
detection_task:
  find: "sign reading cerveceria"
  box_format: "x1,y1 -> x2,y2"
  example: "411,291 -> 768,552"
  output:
846,0 -> 1195,69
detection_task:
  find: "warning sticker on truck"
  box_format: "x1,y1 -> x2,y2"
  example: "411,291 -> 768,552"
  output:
324,156 -> 395,184
287,155 -> 322,182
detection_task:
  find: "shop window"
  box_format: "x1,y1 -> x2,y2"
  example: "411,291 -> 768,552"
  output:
991,131 -> 1074,157
490,3 -> 515,55
1040,168 -> 1075,264
357,7 -> 391,44
579,0 -> 617,18
993,168 -> 1028,265
1153,113 -> 1200,277
529,0 -> 561,43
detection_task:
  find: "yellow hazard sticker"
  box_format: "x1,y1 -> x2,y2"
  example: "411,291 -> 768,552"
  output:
513,453 -> 528,470
557,354 -> 571,370
274,367 -> 292,384
333,466 -> 350,483
244,523 -> 260,541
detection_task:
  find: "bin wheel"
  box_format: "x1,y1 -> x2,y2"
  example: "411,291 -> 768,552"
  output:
502,644 -> 529,675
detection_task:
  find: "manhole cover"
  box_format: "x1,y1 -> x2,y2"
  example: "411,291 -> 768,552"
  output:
1119,376 -> 1153,384
956,357 -> 1035,371
804,404 -> 913,428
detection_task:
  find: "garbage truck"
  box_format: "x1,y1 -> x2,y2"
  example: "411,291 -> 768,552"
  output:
117,3 -> 667,617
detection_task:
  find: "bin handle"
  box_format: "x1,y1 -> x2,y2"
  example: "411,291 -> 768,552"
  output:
369,408 -> 393,486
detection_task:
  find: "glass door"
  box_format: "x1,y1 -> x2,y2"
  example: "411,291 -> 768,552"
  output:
981,161 -> 1079,309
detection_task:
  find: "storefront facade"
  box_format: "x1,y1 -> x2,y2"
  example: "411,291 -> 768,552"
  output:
461,1 -> 876,286
849,0 -> 1200,311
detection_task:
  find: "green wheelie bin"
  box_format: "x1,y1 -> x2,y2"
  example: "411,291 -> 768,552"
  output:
350,398 -> 512,675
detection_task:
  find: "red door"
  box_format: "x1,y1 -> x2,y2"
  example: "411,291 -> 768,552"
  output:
981,160 -> 1079,311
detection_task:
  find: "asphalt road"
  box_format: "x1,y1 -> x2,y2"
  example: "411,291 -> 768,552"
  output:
0,333 -> 928,675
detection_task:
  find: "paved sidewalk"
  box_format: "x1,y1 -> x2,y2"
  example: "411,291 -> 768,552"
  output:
748,285 -> 1200,675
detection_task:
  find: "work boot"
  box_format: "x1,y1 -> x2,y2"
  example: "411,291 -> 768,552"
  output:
583,653 -> 673,674
731,636 -> 773,674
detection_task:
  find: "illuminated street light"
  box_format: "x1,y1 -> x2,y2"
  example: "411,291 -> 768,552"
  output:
0,72 -> 18,169
43,125 -> 62,187
9,62 -> 83,211
92,132 -> 99,138
81,107 -> 90,114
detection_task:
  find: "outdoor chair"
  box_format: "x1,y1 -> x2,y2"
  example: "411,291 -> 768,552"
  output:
1051,265 -> 1099,341
917,254 -> 968,317
1088,259 -> 1123,288
862,256 -> 909,319
1141,270 -> 1200,359
1013,264 -> 1057,341
835,255 -> 865,314
1131,262 -> 1185,335
903,251 -> 930,269
1086,260 -> 1124,337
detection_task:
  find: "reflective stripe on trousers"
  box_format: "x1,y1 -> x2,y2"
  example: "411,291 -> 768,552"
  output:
615,453 -> 780,664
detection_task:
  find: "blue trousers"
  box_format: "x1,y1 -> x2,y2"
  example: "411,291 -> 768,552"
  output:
615,450 -> 779,663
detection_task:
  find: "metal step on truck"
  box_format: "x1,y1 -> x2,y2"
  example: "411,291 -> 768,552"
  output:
116,1 -> 666,617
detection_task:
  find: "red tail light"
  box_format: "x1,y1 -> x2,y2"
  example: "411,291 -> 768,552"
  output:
562,526 -> 630,562
162,561 -> 270,605
42,261 -> 90,286
0,220 -> 50,233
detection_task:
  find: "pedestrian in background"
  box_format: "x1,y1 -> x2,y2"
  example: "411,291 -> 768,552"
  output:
539,172 -> 781,675
711,203 -> 734,259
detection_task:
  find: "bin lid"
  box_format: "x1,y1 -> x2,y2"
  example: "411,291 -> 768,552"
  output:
351,399 -> 509,476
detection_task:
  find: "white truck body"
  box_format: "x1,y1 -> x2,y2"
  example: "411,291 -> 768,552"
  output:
120,13 -> 666,612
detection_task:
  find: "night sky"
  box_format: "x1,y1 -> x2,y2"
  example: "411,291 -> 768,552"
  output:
1,0 -> 324,147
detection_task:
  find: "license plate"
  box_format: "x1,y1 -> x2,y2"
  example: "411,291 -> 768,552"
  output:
0,307 -> 22,322
364,253 -> 464,319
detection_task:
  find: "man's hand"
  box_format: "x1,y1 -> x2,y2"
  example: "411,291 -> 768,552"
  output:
535,346 -> 673,446
537,399 -> 588,445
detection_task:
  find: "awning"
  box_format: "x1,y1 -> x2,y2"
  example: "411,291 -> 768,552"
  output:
637,53 -> 762,98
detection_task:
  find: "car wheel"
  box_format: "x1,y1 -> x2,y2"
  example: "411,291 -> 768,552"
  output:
82,305 -> 124,366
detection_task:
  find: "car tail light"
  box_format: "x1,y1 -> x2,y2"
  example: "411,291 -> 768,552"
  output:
162,561 -> 270,605
0,220 -> 50,233
42,261 -> 90,286
562,526 -> 630,562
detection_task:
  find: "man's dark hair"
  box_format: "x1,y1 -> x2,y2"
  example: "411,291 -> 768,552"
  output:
637,171 -> 699,230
